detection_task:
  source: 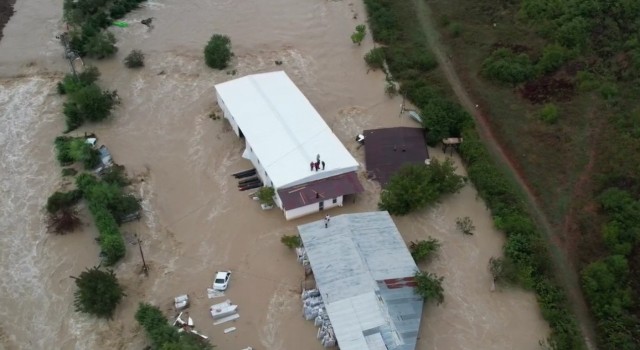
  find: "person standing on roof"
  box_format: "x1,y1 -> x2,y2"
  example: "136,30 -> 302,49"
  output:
321,161 -> 325,170
310,161 -> 314,171
324,214 -> 331,228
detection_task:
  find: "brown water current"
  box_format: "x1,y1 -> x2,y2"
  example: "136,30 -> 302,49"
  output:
0,0 -> 548,349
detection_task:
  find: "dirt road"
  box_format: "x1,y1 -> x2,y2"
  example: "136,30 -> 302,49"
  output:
410,0 -> 597,347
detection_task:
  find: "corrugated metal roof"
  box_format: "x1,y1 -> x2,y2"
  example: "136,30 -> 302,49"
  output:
277,172 -> 364,210
298,211 -> 423,350
215,71 -> 359,189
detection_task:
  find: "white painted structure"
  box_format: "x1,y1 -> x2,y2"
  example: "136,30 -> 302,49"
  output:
215,71 -> 362,219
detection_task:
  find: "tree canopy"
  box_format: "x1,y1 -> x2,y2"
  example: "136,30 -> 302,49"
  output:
379,159 -> 465,215
73,266 -> 125,318
204,34 -> 233,69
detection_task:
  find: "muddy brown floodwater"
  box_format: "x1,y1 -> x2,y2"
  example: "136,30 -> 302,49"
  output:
0,0 -> 548,349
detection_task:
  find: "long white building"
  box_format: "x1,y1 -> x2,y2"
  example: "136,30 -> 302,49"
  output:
215,71 -> 363,220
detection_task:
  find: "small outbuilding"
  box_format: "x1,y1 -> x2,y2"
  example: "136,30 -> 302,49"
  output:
215,71 -> 364,220
363,127 -> 429,187
298,211 -> 423,350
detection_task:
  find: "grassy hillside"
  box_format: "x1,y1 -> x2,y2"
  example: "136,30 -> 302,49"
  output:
424,0 -> 640,348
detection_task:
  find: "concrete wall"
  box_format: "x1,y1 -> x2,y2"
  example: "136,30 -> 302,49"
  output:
284,196 -> 343,221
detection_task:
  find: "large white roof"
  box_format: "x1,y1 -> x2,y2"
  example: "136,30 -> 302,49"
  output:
215,71 -> 358,188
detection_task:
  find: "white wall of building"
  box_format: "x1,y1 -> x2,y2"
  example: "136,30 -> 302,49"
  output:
217,91 -> 240,136
284,196 -> 343,221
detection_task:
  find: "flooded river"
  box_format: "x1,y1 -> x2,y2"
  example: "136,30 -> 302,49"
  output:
0,0 -> 548,349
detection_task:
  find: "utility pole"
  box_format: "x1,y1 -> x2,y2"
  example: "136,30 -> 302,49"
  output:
135,234 -> 149,276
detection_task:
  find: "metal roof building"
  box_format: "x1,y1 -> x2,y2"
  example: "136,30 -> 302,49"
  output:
298,211 -> 423,350
215,71 -> 363,219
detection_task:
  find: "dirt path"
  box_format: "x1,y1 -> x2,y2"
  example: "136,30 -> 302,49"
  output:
411,0 -> 597,348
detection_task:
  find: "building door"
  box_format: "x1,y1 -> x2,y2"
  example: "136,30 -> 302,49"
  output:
318,201 -> 324,211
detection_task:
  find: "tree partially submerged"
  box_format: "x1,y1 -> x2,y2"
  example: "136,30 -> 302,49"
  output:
72,266 -> 125,318
455,216 -> 475,235
281,234 -> 302,249
409,237 -> 441,263
135,303 -> 214,349
204,34 -> 233,69
379,159 -> 466,215
124,49 -> 145,68
351,24 -> 366,45
414,271 -> 444,305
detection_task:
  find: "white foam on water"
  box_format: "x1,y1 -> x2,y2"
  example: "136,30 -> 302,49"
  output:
0,77 -> 70,348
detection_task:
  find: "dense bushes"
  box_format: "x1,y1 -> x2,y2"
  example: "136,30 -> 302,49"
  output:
63,0 -> 147,59
421,98 -> 471,145
76,173 -> 140,265
364,47 -> 385,70
46,190 -> 83,214
135,303 -> 213,349
481,48 -> 535,85
72,265 -> 125,318
363,0 -> 585,347
414,271 -> 444,305
379,159 -> 465,215
54,136 -> 101,169
58,67 -> 117,132
204,34 -> 233,69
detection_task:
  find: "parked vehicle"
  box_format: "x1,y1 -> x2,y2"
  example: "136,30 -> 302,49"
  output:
213,271 -> 232,291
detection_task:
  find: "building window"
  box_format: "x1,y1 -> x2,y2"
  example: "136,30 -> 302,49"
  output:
332,198 -> 337,204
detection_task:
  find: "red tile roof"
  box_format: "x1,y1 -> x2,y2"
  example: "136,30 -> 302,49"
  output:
277,172 -> 364,210
363,127 -> 429,187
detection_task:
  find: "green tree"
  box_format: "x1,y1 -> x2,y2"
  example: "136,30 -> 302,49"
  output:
481,48 -> 534,85
379,159 -> 466,215
422,98 -> 471,145
124,49 -> 145,68
66,84 -> 116,126
72,266 -> 125,318
351,24 -> 366,45
414,271 -> 444,304
364,47 -> 385,70
204,34 -> 233,69
256,186 -> 275,206
281,234 -> 302,249
84,31 -> 117,58
409,237 -> 440,262
536,44 -> 569,74
68,138 -> 101,169
135,303 -> 214,349
46,190 -> 83,214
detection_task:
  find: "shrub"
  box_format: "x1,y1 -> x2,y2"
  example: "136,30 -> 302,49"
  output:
536,44 -> 569,75
46,190 -> 83,214
379,159 -> 466,215
481,48 -> 535,85
124,49 -> 144,68
364,47 -> 385,70
256,186 -> 275,206
281,234 -> 302,249
384,81 -> 398,97
135,303 -> 214,349
109,4 -> 126,18
72,266 -> 125,318
204,34 -> 233,69
455,216 -> 475,235
539,103 -> 559,124
68,138 -> 101,169
414,271 -> 444,304
409,237 -> 441,262
351,24 -> 366,45
488,257 -> 519,285
101,165 -> 130,187
599,82 -> 619,101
